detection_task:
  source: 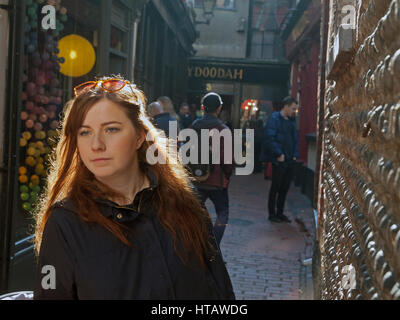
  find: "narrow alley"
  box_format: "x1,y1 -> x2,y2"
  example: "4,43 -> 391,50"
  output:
206,172 -> 315,300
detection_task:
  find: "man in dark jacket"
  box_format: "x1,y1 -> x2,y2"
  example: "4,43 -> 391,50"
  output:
178,102 -> 194,130
260,96 -> 299,223
147,101 -> 178,138
191,92 -> 233,247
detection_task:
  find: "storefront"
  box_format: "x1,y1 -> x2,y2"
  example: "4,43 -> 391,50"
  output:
187,57 -> 290,129
0,0 -> 131,294
0,0 -> 196,294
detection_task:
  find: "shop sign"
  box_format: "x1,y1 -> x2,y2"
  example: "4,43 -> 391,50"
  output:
188,66 -> 244,81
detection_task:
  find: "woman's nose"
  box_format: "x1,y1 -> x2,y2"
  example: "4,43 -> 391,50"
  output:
91,132 -> 106,150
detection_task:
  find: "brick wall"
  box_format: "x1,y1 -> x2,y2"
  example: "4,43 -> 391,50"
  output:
318,0 -> 400,299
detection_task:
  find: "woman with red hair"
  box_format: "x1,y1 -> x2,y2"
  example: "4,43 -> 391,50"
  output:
33,77 -> 235,300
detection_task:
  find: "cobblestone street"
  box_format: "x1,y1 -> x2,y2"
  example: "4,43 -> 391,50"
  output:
205,172 -> 315,300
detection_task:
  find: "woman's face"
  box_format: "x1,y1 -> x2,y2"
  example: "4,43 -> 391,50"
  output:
77,98 -> 144,181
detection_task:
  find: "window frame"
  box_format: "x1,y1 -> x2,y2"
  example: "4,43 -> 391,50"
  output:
194,0 -> 237,12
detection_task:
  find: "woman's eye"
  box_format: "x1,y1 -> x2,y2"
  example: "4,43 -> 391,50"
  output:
79,130 -> 90,136
106,127 -> 120,133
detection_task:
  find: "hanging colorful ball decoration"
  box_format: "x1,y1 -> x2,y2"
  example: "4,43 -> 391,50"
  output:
19,0 -> 68,215
57,34 -> 96,78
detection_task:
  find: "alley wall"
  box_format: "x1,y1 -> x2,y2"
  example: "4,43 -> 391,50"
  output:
318,0 -> 400,299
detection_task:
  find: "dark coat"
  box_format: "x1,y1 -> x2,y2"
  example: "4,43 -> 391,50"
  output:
179,113 -> 194,130
153,112 -> 178,137
34,169 -> 235,300
259,111 -> 299,164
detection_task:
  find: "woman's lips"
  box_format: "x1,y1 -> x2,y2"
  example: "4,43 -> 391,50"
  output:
91,158 -> 111,163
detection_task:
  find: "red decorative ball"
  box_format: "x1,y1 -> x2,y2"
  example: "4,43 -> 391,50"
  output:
28,113 -> 37,121
26,83 -> 36,96
50,120 -> 59,130
48,105 -> 57,112
21,111 -> 29,121
48,111 -> 56,119
26,101 -> 34,110
39,114 -> 48,123
25,119 -> 34,129
37,76 -> 46,86
34,122 -> 43,131
41,96 -> 49,105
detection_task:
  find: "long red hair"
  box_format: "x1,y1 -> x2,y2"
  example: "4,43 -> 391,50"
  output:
33,77 -> 213,269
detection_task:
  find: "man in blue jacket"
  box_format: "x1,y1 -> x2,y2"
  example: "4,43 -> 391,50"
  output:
260,97 -> 299,223
147,101 -> 178,138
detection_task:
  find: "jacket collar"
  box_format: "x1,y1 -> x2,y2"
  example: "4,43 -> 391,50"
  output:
95,166 -> 159,219
153,112 -> 171,120
203,113 -> 219,121
277,111 -> 296,122
192,113 -> 223,130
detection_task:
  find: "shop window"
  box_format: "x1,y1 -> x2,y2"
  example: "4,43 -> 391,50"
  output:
110,25 -> 127,53
194,0 -> 236,10
250,31 -> 275,59
249,1 -> 285,60
110,54 -> 127,78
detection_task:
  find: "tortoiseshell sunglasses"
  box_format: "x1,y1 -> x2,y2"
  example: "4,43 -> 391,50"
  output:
73,79 -> 133,96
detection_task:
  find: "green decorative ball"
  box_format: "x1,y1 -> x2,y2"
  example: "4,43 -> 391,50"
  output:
21,192 -> 30,201
22,202 -> 32,211
20,185 -> 29,193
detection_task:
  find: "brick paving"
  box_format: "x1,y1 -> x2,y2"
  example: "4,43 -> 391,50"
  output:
205,172 -> 315,300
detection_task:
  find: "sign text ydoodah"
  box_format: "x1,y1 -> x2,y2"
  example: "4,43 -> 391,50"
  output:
188,66 -> 244,81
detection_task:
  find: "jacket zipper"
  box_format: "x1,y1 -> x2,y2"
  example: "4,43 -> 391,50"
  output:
138,193 -> 143,213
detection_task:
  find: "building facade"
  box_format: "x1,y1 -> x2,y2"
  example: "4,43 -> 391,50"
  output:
280,0 -> 322,205
188,0 -> 291,129
134,0 -> 197,104
316,0 -> 400,299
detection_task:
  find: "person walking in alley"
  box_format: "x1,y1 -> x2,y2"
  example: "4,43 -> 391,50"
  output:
157,96 -> 179,121
33,77 -> 235,300
261,96 -> 299,223
178,102 -> 194,129
190,92 -> 233,247
147,101 -> 178,138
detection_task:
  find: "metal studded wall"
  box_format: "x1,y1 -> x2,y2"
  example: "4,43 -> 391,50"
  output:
318,0 -> 400,299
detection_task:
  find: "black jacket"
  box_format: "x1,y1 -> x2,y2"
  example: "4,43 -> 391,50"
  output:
34,169 -> 235,300
179,113 -> 193,130
190,114 -> 233,189
152,112 -> 178,138
260,111 -> 299,164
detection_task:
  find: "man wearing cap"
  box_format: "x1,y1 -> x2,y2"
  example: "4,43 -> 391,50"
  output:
190,92 -> 233,247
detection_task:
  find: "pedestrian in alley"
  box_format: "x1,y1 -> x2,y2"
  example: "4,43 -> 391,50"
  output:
33,77 -> 235,300
178,102 -> 194,130
157,96 -> 179,121
260,96 -> 299,223
147,101 -> 178,138
190,92 -> 233,248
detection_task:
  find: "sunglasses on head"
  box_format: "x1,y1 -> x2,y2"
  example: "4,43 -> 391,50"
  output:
73,79 -> 133,97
